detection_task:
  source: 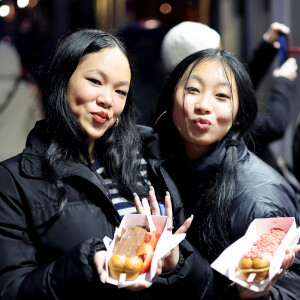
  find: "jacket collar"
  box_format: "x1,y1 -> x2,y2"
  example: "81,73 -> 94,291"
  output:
170,137 -> 247,187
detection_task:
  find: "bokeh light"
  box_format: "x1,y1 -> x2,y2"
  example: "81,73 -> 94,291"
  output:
17,0 -> 29,9
0,5 -> 10,17
159,3 -> 172,14
28,0 -> 38,8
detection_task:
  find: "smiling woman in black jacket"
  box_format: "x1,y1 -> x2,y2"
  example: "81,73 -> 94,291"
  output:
146,48 -> 300,300
0,29 -> 213,300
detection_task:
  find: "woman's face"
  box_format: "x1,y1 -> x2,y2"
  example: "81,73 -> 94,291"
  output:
67,47 -> 131,143
173,59 -> 239,160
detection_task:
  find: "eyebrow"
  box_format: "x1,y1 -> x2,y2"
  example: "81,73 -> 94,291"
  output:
185,74 -> 232,89
87,69 -> 130,86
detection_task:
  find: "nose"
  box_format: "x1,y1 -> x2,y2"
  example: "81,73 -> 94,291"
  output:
96,88 -> 113,108
195,93 -> 212,114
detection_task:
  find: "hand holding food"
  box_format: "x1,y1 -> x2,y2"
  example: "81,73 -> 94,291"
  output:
106,187 -> 188,285
108,225 -> 160,281
236,228 -> 286,282
134,187 -> 193,272
237,245 -> 300,299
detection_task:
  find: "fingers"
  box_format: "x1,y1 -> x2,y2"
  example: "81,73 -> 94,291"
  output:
273,57 -> 298,80
149,186 -> 161,215
164,191 -> 173,231
270,268 -> 284,287
162,250 -> 172,260
175,214 -> 194,234
134,187 -> 168,216
162,246 -> 180,272
293,244 -> 300,255
281,248 -> 296,270
263,22 -> 290,46
155,258 -> 163,277
133,193 -> 145,214
94,250 -> 108,283
270,22 -> 290,35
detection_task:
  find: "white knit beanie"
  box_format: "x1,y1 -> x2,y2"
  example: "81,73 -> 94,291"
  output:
161,21 -> 221,71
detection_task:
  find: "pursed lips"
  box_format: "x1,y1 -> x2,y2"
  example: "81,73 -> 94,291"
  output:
194,118 -> 211,130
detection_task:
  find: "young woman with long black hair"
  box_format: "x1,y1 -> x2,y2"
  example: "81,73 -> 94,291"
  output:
0,29 -> 213,300
143,48 -> 300,299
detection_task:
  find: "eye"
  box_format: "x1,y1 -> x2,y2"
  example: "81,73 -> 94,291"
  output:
88,78 -> 101,85
185,87 -> 200,93
216,93 -> 230,100
116,89 -> 128,96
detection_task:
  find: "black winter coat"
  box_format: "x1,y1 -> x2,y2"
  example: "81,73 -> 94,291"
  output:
0,123 -> 213,300
142,126 -> 300,300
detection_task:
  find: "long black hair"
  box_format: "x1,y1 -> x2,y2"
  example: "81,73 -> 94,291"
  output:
35,28 -> 149,214
155,49 -> 258,261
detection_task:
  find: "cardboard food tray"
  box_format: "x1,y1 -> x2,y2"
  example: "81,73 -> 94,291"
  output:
103,213 -> 186,288
211,217 -> 300,292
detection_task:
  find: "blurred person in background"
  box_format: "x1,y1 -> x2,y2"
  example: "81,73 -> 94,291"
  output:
0,40 -> 41,161
160,21 -> 300,192
292,114 -> 300,183
246,23 -> 299,188
118,18 -> 166,126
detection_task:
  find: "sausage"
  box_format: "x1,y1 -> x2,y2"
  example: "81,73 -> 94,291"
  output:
236,228 -> 286,282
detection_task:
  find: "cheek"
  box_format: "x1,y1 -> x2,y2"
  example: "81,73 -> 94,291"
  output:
112,99 -> 127,119
172,98 -> 186,127
67,95 -> 84,117
67,87 -> 91,116
215,104 -> 234,125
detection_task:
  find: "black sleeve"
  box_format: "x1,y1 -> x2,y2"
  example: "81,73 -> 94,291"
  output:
0,165 -> 105,299
247,40 -> 278,90
272,253 -> 300,300
249,76 -> 294,152
18,238 -> 105,299
293,120 -> 300,181
150,239 -> 214,300
221,268 -> 300,300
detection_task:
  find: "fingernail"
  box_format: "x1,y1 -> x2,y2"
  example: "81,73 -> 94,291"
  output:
277,268 -> 283,275
100,273 -> 106,284
166,191 -> 170,196
133,192 -> 137,197
145,282 -> 152,288
190,214 -> 194,221
149,186 -> 154,190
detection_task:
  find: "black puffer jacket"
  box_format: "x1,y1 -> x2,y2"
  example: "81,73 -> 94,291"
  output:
141,126 -> 300,300
0,123 -> 213,300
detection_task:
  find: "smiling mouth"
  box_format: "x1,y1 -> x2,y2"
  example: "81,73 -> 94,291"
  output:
92,112 -> 109,124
